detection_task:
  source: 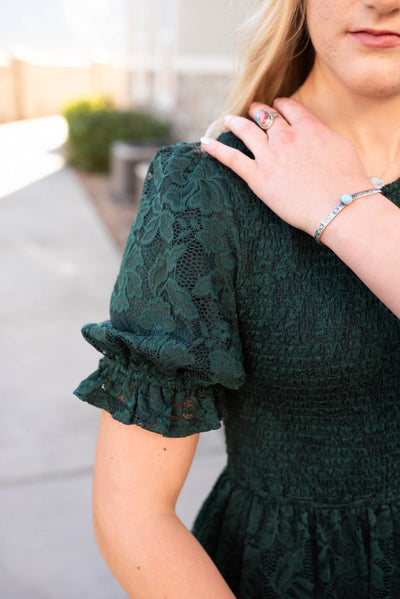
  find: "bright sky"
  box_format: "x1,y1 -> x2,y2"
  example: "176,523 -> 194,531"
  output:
1,0 -> 130,62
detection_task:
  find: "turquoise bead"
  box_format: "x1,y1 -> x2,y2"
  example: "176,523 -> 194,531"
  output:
341,193 -> 353,205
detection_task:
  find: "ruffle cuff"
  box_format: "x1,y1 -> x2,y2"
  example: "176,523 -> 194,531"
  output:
73,356 -> 224,437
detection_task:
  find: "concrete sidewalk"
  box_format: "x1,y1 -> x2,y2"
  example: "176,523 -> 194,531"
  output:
0,116 -> 226,598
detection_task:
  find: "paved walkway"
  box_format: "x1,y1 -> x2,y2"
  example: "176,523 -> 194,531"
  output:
0,116 -> 227,598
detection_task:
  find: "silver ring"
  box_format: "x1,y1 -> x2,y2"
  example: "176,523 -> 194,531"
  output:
255,109 -> 280,131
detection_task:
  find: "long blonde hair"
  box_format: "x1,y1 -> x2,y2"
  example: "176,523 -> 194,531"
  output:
207,0 -> 314,137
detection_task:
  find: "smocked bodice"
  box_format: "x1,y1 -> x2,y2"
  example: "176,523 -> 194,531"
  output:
74,133 -> 400,597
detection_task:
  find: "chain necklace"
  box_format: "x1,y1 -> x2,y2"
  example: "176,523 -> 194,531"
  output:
295,88 -> 399,190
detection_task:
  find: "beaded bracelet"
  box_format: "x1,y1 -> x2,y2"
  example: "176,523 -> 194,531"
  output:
314,188 -> 380,244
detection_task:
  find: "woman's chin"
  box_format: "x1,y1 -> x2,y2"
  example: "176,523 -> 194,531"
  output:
350,81 -> 400,99
339,67 -> 400,98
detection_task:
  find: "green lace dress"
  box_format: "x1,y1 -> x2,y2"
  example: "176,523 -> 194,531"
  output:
73,132 -> 400,598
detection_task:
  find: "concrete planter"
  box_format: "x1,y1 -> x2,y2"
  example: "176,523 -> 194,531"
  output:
110,140 -> 166,203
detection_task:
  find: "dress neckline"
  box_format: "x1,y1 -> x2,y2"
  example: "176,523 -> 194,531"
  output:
381,176 -> 400,193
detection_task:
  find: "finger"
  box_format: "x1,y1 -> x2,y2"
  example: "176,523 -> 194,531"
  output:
249,102 -> 287,121
272,97 -> 319,127
223,114 -> 268,157
200,136 -> 257,182
248,102 -> 290,136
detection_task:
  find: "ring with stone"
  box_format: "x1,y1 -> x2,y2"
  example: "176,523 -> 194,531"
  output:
255,109 -> 280,131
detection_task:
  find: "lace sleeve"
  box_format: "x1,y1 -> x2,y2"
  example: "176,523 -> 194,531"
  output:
73,142 -> 246,437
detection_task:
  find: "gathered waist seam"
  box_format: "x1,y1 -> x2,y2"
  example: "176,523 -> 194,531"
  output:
226,471 -> 400,510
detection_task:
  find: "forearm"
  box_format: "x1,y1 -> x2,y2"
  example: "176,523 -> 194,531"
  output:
94,510 -> 236,599
321,192 -> 400,319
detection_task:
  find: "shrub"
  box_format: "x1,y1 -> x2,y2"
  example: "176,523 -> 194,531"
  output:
62,96 -> 172,172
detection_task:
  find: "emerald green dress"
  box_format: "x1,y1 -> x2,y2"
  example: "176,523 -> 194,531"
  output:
73,132 -> 400,598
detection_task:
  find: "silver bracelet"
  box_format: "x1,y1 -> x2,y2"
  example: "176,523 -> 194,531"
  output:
314,188 -> 380,244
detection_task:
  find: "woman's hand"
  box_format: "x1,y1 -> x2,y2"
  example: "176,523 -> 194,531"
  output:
202,97 -> 400,320
201,98 -> 372,237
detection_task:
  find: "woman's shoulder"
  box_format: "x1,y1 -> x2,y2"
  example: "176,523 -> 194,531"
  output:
145,134 -> 251,213
131,136 -> 250,257
140,133 -> 249,226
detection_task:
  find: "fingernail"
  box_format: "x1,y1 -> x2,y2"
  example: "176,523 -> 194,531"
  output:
200,136 -> 211,146
224,114 -> 236,123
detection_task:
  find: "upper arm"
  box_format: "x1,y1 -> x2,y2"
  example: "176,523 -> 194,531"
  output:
93,410 -> 200,525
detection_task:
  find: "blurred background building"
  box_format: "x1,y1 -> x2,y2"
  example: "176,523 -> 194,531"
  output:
0,0 -> 255,139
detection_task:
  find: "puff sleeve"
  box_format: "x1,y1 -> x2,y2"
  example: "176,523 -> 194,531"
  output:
73,142 -> 246,437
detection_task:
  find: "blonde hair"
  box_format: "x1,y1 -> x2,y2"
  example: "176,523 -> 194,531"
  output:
207,0 -> 314,137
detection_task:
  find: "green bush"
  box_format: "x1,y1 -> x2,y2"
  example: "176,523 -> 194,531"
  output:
62,96 -> 172,172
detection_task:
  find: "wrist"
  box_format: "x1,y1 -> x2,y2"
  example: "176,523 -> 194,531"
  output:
308,178 -> 377,241
318,191 -> 391,249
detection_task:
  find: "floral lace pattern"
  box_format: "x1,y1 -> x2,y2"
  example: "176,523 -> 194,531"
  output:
74,133 -> 400,597
193,469 -> 400,598
73,141 -> 246,436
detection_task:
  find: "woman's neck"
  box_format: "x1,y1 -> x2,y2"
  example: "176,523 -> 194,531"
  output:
294,66 -> 400,185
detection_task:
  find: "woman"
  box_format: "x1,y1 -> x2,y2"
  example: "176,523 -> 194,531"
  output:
73,0 -> 400,597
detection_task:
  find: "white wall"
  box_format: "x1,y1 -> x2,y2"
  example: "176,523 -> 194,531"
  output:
128,0 -> 256,137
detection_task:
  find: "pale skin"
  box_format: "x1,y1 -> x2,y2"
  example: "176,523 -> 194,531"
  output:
93,415 -> 235,598
94,1 -> 400,597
